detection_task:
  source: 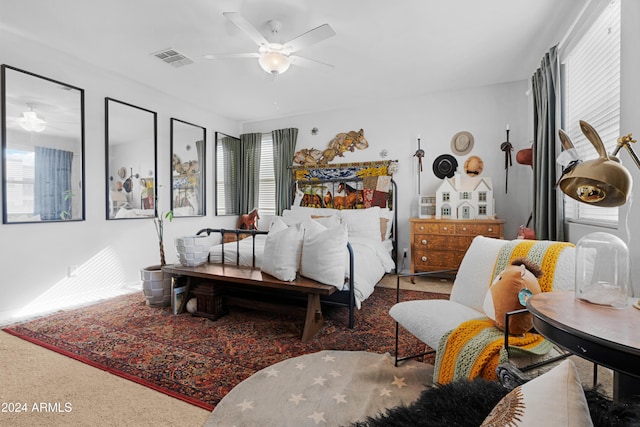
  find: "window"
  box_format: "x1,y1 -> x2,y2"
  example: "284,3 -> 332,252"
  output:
258,134 -> 276,216
215,133 -> 276,216
442,206 -> 450,216
479,192 -> 487,202
479,205 -> 487,215
5,148 -> 35,215
442,192 -> 450,202
562,0 -> 620,225
461,192 -> 471,200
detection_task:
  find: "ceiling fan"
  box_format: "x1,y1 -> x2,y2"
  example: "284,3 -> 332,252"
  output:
7,104 -> 47,133
204,12 -> 336,75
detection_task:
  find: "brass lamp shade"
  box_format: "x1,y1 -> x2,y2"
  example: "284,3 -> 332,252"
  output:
558,120 -> 633,207
558,156 -> 631,207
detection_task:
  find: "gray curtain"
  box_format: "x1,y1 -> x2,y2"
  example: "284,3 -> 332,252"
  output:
271,128 -> 298,215
34,146 -> 73,220
239,132 -> 262,214
531,45 -> 565,241
221,136 -> 240,214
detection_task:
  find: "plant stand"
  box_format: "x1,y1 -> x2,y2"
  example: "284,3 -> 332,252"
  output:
141,265 -> 171,307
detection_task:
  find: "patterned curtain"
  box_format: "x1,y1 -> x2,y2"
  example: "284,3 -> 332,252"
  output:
239,133 -> 262,214
271,128 -> 298,215
532,45 -> 565,241
34,146 -> 73,220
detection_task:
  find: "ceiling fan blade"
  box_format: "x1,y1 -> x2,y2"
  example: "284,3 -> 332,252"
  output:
284,24 -> 336,53
204,53 -> 259,60
223,12 -> 269,47
290,55 -> 334,72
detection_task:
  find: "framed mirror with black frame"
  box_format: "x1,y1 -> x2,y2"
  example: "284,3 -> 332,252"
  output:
105,97 -> 157,220
170,118 -> 205,217
214,131 -> 240,215
1,64 -> 85,224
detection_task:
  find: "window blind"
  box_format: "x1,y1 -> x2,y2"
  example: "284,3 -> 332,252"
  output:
563,0 -> 621,224
258,134 -> 276,216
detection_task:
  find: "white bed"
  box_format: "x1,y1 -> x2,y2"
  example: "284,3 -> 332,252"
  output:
209,206 -> 395,308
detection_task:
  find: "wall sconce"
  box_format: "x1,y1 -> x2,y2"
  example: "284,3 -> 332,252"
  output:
557,120 -> 637,207
413,135 -> 425,193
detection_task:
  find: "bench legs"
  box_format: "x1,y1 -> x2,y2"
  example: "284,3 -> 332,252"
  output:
302,293 -> 324,343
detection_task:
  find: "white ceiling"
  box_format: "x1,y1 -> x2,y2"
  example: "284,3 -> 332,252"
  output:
0,0 -> 588,123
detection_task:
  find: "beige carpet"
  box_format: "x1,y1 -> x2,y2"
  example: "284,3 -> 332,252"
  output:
377,273 -> 454,294
0,330 -> 210,427
206,350 -> 433,427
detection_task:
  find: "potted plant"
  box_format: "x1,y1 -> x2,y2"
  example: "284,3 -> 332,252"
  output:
141,211 -> 173,307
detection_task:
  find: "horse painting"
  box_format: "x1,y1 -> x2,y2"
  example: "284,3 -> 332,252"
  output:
337,182 -> 364,209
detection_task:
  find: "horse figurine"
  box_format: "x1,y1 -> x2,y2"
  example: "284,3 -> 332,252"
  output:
237,208 -> 260,230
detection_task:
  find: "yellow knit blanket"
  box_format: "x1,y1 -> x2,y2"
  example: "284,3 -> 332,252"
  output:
433,318 -> 553,383
433,240 -> 574,384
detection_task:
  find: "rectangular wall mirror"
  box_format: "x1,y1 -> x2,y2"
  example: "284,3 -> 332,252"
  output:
215,132 -> 240,215
170,118 -> 205,217
105,97 -> 157,219
2,65 -> 85,223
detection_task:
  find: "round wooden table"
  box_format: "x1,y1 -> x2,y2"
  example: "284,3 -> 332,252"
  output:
528,291 -> 640,402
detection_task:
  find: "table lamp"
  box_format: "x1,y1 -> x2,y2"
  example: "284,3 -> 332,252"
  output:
557,120 -> 638,308
557,120 -> 637,207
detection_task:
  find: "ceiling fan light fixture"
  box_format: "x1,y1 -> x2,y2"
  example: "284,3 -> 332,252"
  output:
19,111 -> 47,133
258,51 -> 291,75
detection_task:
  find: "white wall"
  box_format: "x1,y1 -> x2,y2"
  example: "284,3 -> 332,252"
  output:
242,80 -> 533,267
0,29 -> 240,321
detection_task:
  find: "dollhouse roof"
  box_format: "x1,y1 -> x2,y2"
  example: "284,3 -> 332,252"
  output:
441,174 -> 493,192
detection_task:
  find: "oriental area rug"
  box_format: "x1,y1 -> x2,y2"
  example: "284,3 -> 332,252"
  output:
3,287 -> 447,411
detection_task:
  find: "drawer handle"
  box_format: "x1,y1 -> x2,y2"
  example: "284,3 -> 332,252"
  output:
421,256 -> 427,262
421,239 -> 427,245
488,228 -> 493,232
443,227 -> 448,231
419,226 -> 424,230
462,227 -> 467,231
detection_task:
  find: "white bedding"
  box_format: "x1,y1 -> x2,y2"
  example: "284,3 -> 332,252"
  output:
208,234 -> 394,308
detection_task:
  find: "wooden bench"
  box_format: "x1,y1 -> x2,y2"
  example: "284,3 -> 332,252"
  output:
162,263 -> 338,342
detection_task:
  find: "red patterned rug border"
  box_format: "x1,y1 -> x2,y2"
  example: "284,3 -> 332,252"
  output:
2,327 -> 214,411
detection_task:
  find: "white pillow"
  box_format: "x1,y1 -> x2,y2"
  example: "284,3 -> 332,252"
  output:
310,214 -> 341,228
481,359 -> 593,426
339,206 -> 381,240
260,222 -> 304,281
300,221 -> 348,288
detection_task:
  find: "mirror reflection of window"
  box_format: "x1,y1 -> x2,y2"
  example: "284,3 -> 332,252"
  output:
215,132 -> 240,215
2,65 -> 85,223
105,98 -> 157,220
170,118 -> 205,217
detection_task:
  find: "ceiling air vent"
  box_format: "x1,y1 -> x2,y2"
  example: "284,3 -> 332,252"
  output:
152,48 -> 194,68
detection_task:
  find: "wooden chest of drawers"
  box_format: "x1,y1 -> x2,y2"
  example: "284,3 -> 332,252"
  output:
410,218 -> 504,275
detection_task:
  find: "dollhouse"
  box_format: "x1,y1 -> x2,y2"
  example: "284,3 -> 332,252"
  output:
435,173 -> 494,219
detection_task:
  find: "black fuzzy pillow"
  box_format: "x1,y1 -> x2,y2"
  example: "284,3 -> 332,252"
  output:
350,379 -> 507,427
349,380 -> 640,427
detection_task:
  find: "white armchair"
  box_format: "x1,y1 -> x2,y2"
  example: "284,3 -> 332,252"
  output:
390,235 -> 576,380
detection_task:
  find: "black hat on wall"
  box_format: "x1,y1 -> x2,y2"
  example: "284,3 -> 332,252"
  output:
432,154 -> 458,179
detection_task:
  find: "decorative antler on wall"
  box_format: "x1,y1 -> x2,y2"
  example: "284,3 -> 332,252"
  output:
293,129 -> 369,167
